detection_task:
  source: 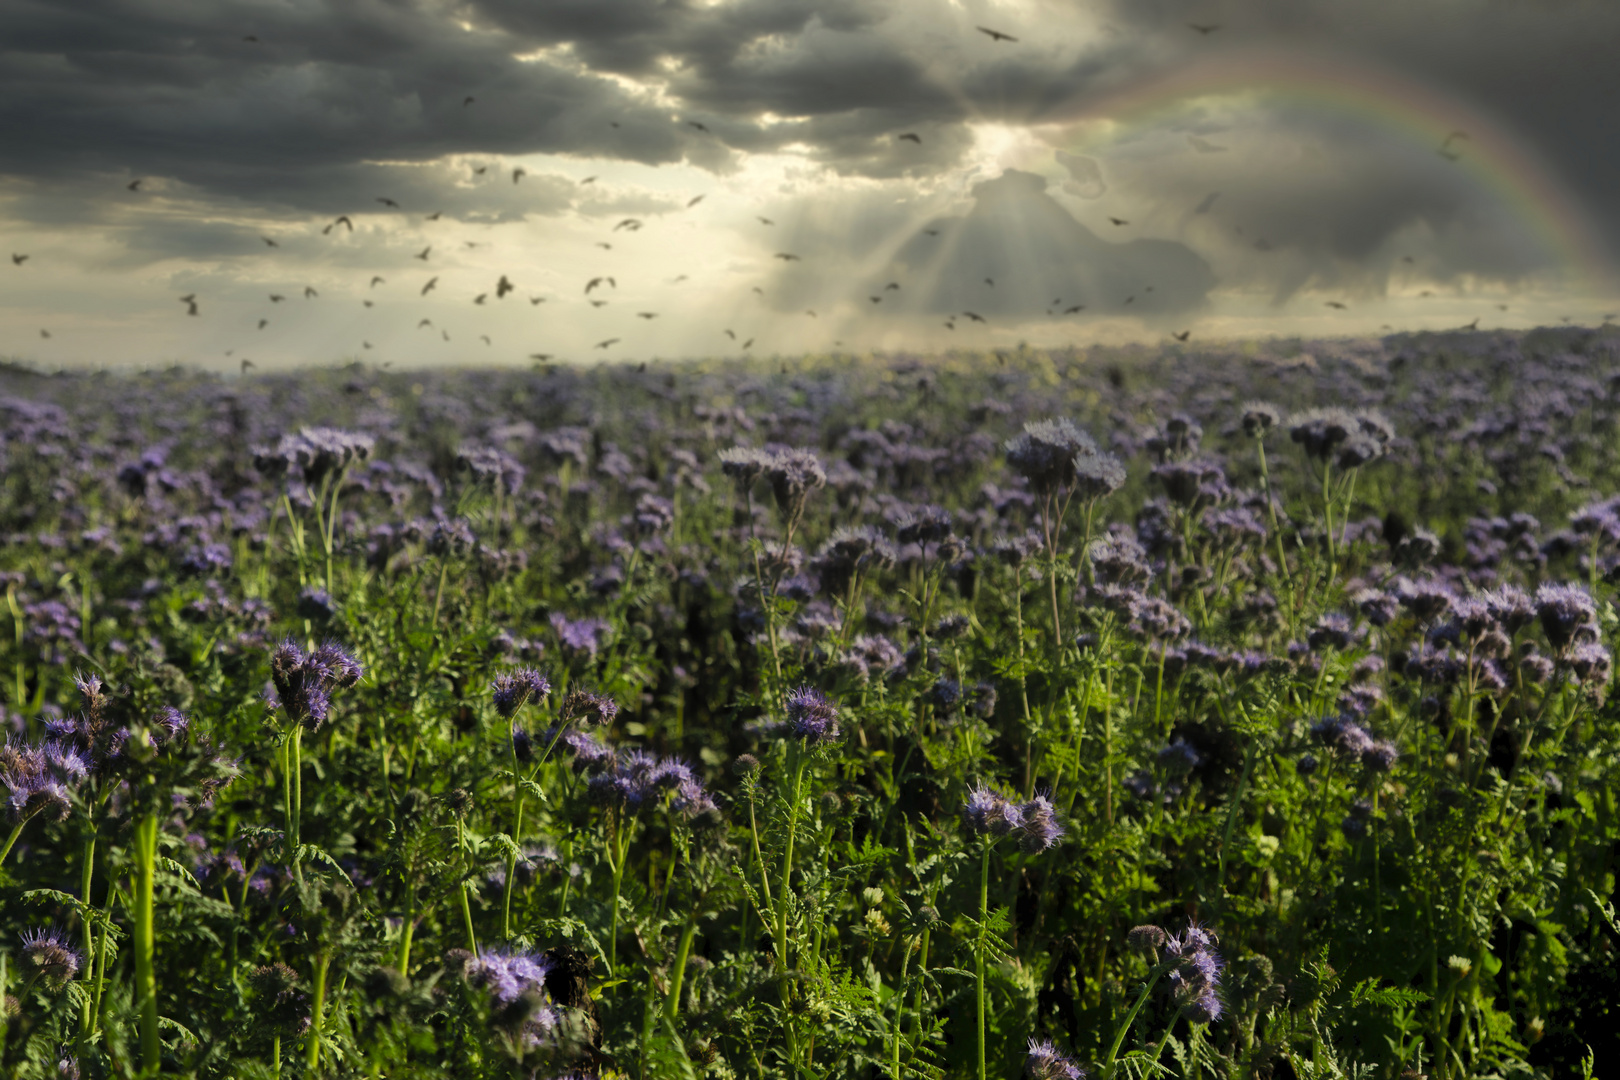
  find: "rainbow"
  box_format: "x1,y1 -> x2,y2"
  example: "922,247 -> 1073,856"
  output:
1030,48 -> 1614,287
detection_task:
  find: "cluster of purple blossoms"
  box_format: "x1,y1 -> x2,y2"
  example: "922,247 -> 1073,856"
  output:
1163,922 -> 1225,1024
459,947 -> 560,1050
458,445 -> 526,496
2,737 -> 82,824
253,427 -> 373,485
1310,715 -> 1399,772
782,687 -> 841,744
551,613 -> 612,657
717,444 -> 826,515
1534,582 -> 1599,651
1025,1038 -> 1087,1080
268,638 -> 364,732
961,785 -> 1064,853
492,669 -> 551,719
579,747 -> 718,820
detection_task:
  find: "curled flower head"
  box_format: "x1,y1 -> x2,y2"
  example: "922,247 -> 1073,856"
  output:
1535,582 -> 1598,651
1240,401 -> 1282,437
268,638 -> 362,732
1025,1039 -> 1087,1080
783,687 -> 841,744
961,784 -> 1064,852
1005,419 -> 1097,495
492,669 -> 551,719
20,927 -> 82,990
558,689 -> 618,726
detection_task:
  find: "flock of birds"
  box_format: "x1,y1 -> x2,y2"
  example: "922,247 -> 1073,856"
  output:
7,21 -> 1614,368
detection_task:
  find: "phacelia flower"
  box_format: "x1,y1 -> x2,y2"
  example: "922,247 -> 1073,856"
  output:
1025,1039 -> 1087,1080
783,687 -> 841,744
492,669 -> 551,719
20,926 -> 82,990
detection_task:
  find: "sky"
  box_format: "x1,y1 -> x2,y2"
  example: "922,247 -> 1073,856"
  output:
2,0 -> 1619,370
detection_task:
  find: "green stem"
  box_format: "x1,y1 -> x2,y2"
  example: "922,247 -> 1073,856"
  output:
134,811 -> 161,1073
79,834 -> 96,1035
977,841 -> 991,1080
0,819 -> 27,868
1102,964 -> 1167,1079
664,916 -> 699,1023
307,950 -> 330,1072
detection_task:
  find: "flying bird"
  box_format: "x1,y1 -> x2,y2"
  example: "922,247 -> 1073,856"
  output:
963,311 -> 986,323
257,319 -> 269,329
943,320 -> 955,330
804,309 -> 816,318
39,329 -> 50,339
421,277 -> 438,295
1194,192 -> 1220,214
243,35 -> 260,43
1188,23 -> 1221,34
127,179 -> 143,191
1063,304 -> 1084,314
1123,296 -> 1135,306
304,286 -> 318,298
443,330 -> 451,340
497,275 -> 515,299
1463,318 -> 1480,330
463,96 -> 475,106
1172,330 -> 1191,342
11,254 -> 27,265
637,312 -> 658,319
977,26 -> 1017,42
885,282 -> 900,291
585,277 -> 615,293
529,353 -> 553,361
261,236 -> 278,247
687,195 -> 705,207
481,335 -> 491,345
464,241 -> 482,249
363,341 -> 372,349
742,338 -> 754,349
363,300 -> 373,307
595,242 -> 613,250
589,300 -> 608,308
426,211 -> 442,221
580,176 -> 597,185
688,121 -> 710,132
758,217 -> 775,225
595,338 -> 620,349
724,329 -> 736,340
418,319 -> 432,328
898,133 -> 921,144
376,197 -> 399,208
240,359 -> 254,373
326,215 -> 353,234
473,166 -> 487,175
513,167 -> 526,184
752,287 -> 764,295
984,277 -> 994,287
269,294 -> 285,303
179,293 -> 195,304
415,246 -> 431,260
475,294 -> 487,305
668,274 -> 688,284
774,252 -> 800,261
924,229 -> 940,236
529,296 -> 546,305
370,276 -> 385,287
613,219 -> 642,231
1325,301 -> 1347,309
1108,217 -> 1129,226
869,296 -> 882,304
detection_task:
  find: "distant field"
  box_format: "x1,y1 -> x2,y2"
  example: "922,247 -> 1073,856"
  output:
3,327 -> 1619,1079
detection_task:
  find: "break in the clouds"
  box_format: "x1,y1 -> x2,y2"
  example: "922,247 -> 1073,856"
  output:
1,0 -> 1617,369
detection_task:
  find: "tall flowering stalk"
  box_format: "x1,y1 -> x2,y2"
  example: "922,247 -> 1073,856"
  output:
1101,922 -> 1224,1079
266,637 -> 362,887
961,784 -> 1065,1080
492,667 -> 552,940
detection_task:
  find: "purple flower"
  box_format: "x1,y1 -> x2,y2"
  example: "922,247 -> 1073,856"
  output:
551,613 -> 612,657
1535,582 -> 1598,650
492,669 -> 551,719
961,784 -> 1064,851
1163,921 -> 1224,1024
784,687 -> 841,744
1025,1039 -> 1087,1080
1005,419 -> 1097,495
558,689 -> 618,726
20,926 -> 82,989
268,638 -> 363,732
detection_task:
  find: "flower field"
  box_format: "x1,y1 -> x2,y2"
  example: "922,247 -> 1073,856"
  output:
4,328 -> 1620,1079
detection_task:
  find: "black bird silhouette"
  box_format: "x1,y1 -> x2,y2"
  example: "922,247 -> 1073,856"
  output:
427,211 -> 443,221
963,311 -> 986,323
513,167 -> 526,184
614,219 -> 642,231
463,96 -> 475,106
11,254 -> 27,265
376,197 -> 399,208
724,329 -> 736,339
330,215 -> 354,233
127,179 -> 143,191
1461,317 -> 1480,330
415,246 -> 431,260
898,133 -> 922,144
687,195 -> 705,207
742,338 -> 754,349
529,296 -> 546,305
669,274 -> 688,283
924,228 -> 940,236
363,341 -> 372,349
261,236 -> 278,247
179,293 -> 195,304
363,300 -> 373,307
240,359 -> 254,373
804,309 -> 816,317
689,121 -> 709,132
529,353 -> 553,361
1420,290 -> 1434,297
1188,23 -> 1221,34
304,286 -> 318,298
257,319 -> 269,329
1193,192 -> 1219,214
1123,296 -> 1135,306
269,294 -> 285,303
39,329 -> 50,339
418,319 -> 432,328
497,275 -> 515,299
475,294 -> 487,305
585,277 -> 616,293
1497,304 -> 1509,311
421,277 -> 438,296
370,276 -> 385,287
637,312 -> 658,319
1325,301 -> 1347,310
977,26 -> 1017,41
1173,330 -> 1191,342
885,282 -> 900,291
243,35 -> 260,43
481,335 -> 491,345
944,320 -> 955,330
1063,304 -> 1084,314
984,277 -> 994,287
589,300 -> 608,308
774,252 -> 800,261
1108,217 -> 1128,226
758,217 -> 775,225
595,242 -> 613,250
869,296 -> 882,304
464,241 -> 482,249
473,166 -> 487,175
595,338 -> 620,349
443,330 -> 450,340
1400,255 -> 1414,264
580,176 -> 597,185
752,287 -> 764,295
